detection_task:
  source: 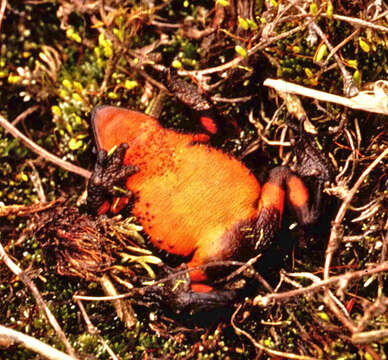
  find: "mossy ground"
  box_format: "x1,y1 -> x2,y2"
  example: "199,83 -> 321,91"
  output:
0,1 -> 387,359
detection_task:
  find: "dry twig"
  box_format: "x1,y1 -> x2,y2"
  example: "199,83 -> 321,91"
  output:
295,5 -> 359,97
323,148 -> 388,332
0,114 -> 91,179
231,304 -> 319,360
76,299 -> 120,360
253,261 -> 388,306
11,106 -> 39,126
0,200 -> 58,217
0,325 -> 75,360
324,13 -> 388,32
0,243 -> 78,358
264,78 -> 388,115
0,0 -> 6,33
324,148 -> 388,281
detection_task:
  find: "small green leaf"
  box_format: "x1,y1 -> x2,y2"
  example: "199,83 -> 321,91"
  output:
66,28 -> 74,38
65,123 -> 73,135
359,38 -> 370,53
8,74 -> 20,84
98,33 -> 107,47
269,0 -> 278,8
113,28 -> 123,42
216,0 -> 229,6
51,105 -> 61,117
314,43 -> 327,62
73,81 -> 83,92
72,32 -> 82,43
19,172 -> 29,182
304,68 -> 314,78
246,19 -> 258,30
293,46 -> 302,53
103,46 -> 113,58
66,28 -> 82,43
172,59 -> 182,69
353,69 -> 361,88
317,311 -> 330,322
72,93 -> 83,102
94,47 -> 101,57
68,138 -> 83,150
263,338 -> 274,347
108,92 -> 118,99
62,79 -> 72,89
238,17 -> 249,30
327,1 -> 333,19
124,79 -> 138,90
74,115 -> 82,125
59,89 -> 68,98
347,59 -> 358,69
235,45 -> 248,58
310,2 -> 318,15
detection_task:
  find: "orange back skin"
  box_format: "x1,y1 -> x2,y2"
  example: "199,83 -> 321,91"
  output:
92,106 -> 262,280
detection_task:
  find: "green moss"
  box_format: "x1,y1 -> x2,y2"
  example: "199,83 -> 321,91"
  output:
0,1 -> 387,359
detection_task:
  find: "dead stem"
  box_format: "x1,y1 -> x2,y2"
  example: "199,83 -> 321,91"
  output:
177,22 -> 308,83
0,325 -> 75,360
11,105 -> 39,126
0,243 -> 78,358
352,329 -> 388,344
324,148 -> 388,281
264,79 -> 388,115
325,29 -> 360,64
253,261 -> 388,306
324,13 -> 388,32
295,5 -> 359,97
0,200 -> 58,217
26,160 -> 47,202
0,0 -> 6,33
74,259 -> 246,302
76,299 -> 120,360
231,304 -> 319,360
0,113 -> 91,179
256,141 -> 387,339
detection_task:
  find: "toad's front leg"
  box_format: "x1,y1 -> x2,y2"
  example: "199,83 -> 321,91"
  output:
87,143 -> 139,215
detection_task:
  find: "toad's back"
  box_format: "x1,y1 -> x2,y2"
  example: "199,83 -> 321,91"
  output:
92,106 -> 261,257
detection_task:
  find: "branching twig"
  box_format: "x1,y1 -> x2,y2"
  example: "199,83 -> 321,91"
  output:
0,200 -> 58,217
352,329 -> 388,344
0,325 -> 75,360
11,105 -> 39,126
264,79 -> 388,115
324,148 -> 388,281
0,114 -> 91,179
325,29 -> 360,64
76,299 -> 120,360
321,148 -> 388,332
323,13 -> 388,32
295,5 -> 358,97
253,260 -> 388,306
177,22 -> 309,82
231,305 -> 319,360
0,0 -> 6,33
0,243 -> 78,358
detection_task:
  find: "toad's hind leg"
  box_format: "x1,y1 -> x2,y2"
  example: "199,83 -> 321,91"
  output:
253,165 -> 319,253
